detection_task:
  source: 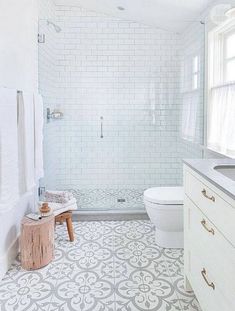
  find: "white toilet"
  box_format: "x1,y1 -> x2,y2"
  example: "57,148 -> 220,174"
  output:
144,187 -> 184,248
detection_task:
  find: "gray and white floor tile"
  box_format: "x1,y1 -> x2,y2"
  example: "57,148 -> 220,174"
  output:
0,220 -> 201,311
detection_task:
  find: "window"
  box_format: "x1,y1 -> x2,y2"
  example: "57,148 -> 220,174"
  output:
182,55 -> 200,92
181,54 -> 200,143
207,19 -> 235,158
224,31 -> 235,82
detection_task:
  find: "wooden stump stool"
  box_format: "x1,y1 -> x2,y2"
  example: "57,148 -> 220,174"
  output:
20,215 -> 55,270
55,211 -> 74,242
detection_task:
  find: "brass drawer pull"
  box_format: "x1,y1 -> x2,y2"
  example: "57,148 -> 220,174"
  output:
201,268 -> 215,290
201,189 -> 215,202
201,219 -> 215,235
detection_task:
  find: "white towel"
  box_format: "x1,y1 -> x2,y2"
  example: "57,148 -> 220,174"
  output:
17,91 -> 35,194
39,198 -> 77,216
34,94 -> 44,180
0,88 -> 19,211
45,190 -> 74,204
53,204 -> 77,216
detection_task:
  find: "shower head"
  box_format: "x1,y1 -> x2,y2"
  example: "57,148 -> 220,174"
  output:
47,20 -> 62,33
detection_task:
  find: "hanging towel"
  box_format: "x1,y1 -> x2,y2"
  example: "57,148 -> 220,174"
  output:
17,91 -> 35,194
0,88 -> 19,211
34,93 -> 44,180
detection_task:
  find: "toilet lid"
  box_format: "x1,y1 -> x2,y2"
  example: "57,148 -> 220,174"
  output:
144,187 -> 184,205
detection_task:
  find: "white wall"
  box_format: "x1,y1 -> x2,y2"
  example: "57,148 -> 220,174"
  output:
0,0 -> 38,91
0,0 -> 39,280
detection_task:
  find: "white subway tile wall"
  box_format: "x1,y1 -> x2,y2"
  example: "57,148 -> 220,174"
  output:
39,3 -> 204,210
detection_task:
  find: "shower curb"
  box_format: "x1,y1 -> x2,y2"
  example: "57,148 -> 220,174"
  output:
72,210 -> 149,221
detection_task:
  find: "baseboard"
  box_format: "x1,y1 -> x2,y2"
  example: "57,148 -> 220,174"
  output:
0,236 -> 19,281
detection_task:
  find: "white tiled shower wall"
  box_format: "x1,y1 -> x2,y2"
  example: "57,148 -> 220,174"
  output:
39,4 -> 204,209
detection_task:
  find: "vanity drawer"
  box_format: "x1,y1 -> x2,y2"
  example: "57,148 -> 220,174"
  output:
184,169 -> 235,246
185,197 -> 235,309
188,247 -> 234,311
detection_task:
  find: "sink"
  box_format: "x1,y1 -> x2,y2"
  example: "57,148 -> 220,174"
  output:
214,165 -> 235,181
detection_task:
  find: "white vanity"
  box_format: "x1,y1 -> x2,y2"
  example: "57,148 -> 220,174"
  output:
184,159 -> 235,311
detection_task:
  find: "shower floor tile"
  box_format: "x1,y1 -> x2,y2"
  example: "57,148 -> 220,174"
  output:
0,220 -> 201,311
69,188 -> 145,210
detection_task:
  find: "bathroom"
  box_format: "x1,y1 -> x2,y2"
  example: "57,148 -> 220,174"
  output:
0,0 -> 235,310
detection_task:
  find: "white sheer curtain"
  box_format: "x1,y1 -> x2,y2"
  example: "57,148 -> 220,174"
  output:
181,91 -> 200,142
207,83 -> 235,157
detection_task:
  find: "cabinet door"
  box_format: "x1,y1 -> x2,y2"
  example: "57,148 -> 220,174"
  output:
184,196 -> 235,311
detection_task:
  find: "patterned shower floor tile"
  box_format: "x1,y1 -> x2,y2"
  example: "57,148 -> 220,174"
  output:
68,189 -> 145,210
0,220 -> 201,311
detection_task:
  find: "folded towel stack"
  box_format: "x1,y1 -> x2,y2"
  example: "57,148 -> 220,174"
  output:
42,190 -> 77,216
47,198 -> 77,212
45,190 -> 74,204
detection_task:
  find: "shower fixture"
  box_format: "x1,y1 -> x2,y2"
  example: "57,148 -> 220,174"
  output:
100,116 -> 104,138
47,108 -> 63,122
47,20 -> 62,33
38,33 -> 45,43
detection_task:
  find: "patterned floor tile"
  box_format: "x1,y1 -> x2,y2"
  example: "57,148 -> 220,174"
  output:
0,272 -> 54,311
0,220 -> 202,311
115,240 -> 163,269
171,276 -> 202,311
115,269 -> 182,311
163,249 -> 201,311
49,272 -> 116,311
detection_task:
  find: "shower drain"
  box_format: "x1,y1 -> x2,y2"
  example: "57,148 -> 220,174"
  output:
117,198 -> 126,203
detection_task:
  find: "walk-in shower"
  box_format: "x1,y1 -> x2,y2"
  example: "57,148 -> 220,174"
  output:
38,4 -> 205,211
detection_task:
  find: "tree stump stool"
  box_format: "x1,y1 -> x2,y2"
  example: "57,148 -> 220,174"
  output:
55,211 -> 74,242
20,215 -> 55,270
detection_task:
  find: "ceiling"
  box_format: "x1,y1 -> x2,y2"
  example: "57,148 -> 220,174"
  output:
55,0 -> 217,32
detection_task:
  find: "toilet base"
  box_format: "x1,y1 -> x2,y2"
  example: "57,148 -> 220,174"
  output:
155,228 -> 183,249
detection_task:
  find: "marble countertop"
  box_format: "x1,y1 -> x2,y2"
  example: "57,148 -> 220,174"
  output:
183,158 -> 235,201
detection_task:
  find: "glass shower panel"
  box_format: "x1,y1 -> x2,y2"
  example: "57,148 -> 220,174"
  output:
39,7 -> 204,211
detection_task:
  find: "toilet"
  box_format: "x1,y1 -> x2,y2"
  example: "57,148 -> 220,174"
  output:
144,187 -> 184,248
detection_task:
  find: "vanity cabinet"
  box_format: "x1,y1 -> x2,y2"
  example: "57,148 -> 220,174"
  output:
184,165 -> 235,311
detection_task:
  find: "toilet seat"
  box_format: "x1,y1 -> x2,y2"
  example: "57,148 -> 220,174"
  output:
144,187 -> 184,205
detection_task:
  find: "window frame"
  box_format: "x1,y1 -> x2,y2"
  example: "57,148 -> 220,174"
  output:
223,29 -> 235,83
206,18 -> 235,158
